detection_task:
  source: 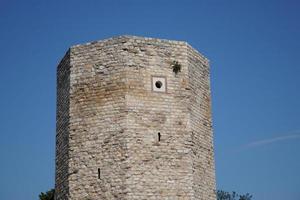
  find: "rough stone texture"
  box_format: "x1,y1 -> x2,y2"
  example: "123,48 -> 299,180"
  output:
55,35 -> 216,200
55,50 -> 71,200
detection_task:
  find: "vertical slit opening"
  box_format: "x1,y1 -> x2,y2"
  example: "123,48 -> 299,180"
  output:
158,132 -> 161,142
98,168 -> 101,179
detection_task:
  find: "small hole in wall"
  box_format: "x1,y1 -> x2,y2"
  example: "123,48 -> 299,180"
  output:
98,168 -> 101,179
152,76 -> 166,93
158,132 -> 161,142
155,81 -> 163,89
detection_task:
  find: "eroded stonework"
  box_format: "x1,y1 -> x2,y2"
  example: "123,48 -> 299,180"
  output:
55,35 -> 216,200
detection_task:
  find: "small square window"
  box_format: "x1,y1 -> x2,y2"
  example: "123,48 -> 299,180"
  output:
152,76 -> 167,93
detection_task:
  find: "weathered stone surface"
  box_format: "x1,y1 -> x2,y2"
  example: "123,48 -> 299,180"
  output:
55,35 -> 216,200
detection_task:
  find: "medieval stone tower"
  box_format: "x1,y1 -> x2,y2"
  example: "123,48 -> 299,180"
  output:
55,35 -> 216,200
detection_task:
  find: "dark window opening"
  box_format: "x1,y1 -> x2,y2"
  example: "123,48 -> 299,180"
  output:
158,132 -> 161,142
98,168 -> 101,179
155,81 -> 163,89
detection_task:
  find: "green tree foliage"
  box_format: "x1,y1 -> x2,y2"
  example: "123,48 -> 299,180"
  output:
217,190 -> 253,200
39,189 -> 55,200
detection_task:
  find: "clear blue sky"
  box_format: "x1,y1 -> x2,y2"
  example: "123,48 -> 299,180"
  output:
0,0 -> 299,199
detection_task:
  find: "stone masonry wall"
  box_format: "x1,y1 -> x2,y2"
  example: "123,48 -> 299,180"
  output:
188,46 -> 216,199
55,36 -> 216,200
123,38 -> 193,199
68,38 -> 128,199
55,50 -> 71,200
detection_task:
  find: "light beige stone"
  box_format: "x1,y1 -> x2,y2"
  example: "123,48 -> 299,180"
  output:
55,35 -> 216,200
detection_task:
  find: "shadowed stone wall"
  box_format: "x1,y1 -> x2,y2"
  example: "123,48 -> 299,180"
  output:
55,36 -> 216,200
55,50 -> 71,200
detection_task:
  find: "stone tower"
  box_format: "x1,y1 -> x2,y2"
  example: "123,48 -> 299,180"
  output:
55,36 -> 216,200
